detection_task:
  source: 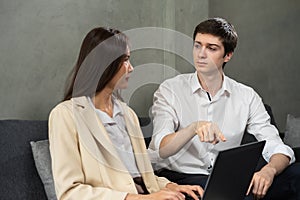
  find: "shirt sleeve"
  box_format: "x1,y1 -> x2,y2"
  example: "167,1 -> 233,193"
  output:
148,83 -> 180,154
246,89 -> 295,164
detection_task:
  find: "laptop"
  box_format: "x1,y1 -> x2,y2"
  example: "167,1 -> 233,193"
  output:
186,140 -> 266,200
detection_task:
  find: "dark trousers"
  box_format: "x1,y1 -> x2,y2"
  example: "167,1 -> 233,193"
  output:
156,168 -> 209,189
156,162 -> 300,200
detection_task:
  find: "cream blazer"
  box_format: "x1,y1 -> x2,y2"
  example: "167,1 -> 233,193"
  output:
49,96 -> 170,200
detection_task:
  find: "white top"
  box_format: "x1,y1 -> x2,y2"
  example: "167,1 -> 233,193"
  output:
88,97 -> 141,178
149,72 -> 295,175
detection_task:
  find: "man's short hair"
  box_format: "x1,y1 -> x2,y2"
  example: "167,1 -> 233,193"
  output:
193,17 -> 238,55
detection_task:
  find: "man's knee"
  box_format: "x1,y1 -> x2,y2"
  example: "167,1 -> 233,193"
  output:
284,162 -> 300,199
262,162 -> 300,200
286,162 -> 300,179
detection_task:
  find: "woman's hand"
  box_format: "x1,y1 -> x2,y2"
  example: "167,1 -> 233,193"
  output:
125,188 -> 184,200
125,183 -> 203,200
166,182 -> 203,200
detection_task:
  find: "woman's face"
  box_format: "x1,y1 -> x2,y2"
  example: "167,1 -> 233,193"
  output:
110,50 -> 134,90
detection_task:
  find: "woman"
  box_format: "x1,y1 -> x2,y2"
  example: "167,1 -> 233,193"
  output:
49,27 -> 203,200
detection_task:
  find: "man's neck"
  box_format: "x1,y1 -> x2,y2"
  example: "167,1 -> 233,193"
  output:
197,71 -> 224,97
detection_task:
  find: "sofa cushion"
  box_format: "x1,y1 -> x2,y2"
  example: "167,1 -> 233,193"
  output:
284,114 -> 300,148
0,120 -> 48,200
31,140 -> 57,200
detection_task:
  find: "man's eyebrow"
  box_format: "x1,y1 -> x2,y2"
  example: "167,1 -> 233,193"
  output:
194,41 -> 221,48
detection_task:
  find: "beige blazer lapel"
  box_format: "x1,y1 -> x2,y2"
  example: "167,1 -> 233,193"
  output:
72,97 -> 127,173
120,102 -> 160,193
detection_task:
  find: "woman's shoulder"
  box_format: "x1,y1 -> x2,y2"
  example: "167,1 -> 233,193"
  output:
49,100 -> 74,117
53,99 -> 73,109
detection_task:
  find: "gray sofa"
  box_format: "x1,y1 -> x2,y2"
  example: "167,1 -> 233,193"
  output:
0,120 -> 48,199
0,105 -> 299,199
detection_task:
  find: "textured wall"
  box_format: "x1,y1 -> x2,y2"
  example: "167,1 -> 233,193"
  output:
209,0 -> 300,132
3,0 -> 297,132
0,0 -> 208,120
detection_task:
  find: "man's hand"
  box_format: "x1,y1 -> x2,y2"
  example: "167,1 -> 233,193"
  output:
246,165 -> 276,199
159,121 -> 226,158
194,121 -> 226,144
246,153 -> 290,199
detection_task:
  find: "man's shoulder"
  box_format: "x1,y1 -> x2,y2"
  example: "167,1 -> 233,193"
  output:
161,73 -> 194,86
225,76 -> 255,93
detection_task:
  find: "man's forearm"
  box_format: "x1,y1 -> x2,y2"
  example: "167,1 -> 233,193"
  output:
159,124 -> 196,158
264,153 -> 290,175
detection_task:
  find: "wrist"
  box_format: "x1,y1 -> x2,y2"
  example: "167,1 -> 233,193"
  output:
189,122 -> 198,136
166,182 -> 178,190
125,193 -> 142,200
263,164 -> 277,176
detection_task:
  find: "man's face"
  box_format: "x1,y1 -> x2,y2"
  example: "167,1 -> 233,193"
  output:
193,33 -> 232,75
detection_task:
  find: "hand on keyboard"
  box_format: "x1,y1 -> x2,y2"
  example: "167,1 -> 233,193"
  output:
184,191 -> 202,200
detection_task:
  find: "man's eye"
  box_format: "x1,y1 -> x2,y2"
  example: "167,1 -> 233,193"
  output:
194,44 -> 201,49
208,47 -> 217,51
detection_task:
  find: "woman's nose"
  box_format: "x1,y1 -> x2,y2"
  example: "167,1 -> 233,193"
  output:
128,62 -> 134,72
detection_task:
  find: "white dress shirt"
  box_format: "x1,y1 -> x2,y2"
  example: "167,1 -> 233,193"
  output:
149,72 -> 295,175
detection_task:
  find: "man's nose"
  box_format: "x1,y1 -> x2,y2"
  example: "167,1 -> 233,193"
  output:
198,47 -> 207,58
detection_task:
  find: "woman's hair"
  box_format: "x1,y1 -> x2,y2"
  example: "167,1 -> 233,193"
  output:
193,17 -> 238,56
64,27 -> 129,101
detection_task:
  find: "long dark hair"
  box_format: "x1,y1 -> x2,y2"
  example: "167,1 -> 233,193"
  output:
64,27 -> 129,101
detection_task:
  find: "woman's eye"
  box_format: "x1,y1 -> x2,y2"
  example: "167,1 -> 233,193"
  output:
123,59 -> 130,66
125,56 -> 130,61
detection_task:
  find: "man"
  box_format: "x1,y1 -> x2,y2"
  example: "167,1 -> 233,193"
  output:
149,17 -> 299,199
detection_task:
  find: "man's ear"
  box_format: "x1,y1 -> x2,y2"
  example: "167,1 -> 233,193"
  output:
224,52 -> 233,62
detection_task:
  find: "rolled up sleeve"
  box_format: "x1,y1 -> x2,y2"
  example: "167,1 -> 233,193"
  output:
246,90 -> 295,164
149,83 -> 179,154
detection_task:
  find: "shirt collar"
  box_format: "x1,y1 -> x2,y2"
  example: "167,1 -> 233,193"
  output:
222,75 -> 232,94
191,71 -> 203,93
191,71 -> 231,95
88,96 -> 123,124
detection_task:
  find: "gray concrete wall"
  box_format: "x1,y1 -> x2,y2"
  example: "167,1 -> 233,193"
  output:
1,0 -> 298,132
0,0 -> 208,120
209,0 -> 300,132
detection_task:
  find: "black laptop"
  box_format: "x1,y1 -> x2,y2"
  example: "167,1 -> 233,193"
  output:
186,140 -> 266,200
